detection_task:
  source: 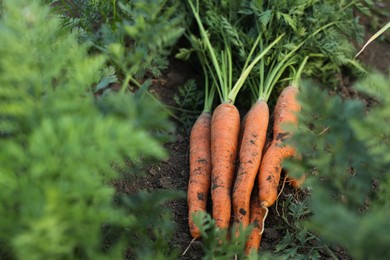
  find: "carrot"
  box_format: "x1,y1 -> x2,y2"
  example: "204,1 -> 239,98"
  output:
289,175 -> 306,189
186,37 -> 216,238
237,112 -> 247,155
210,102 -> 240,229
285,169 -> 306,189
262,135 -> 272,156
258,85 -> 300,207
232,100 -> 269,228
284,151 -> 305,189
245,191 -> 268,255
188,111 -> 212,238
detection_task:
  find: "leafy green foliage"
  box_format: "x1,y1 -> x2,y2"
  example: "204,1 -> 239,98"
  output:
0,0 -> 178,258
43,0 -> 186,90
192,211 -> 251,260
285,72 -> 390,259
173,79 -> 204,132
116,190 -> 184,259
180,0 -> 369,108
240,0 -> 367,89
273,195 -> 336,259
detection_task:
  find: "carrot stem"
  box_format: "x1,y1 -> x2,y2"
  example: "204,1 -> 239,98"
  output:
189,0 -> 284,104
259,35 -> 265,99
188,0 -> 225,98
262,21 -> 338,100
227,33 -> 285,103
292,56 -> 309,89
202,66 -> 215,113
242,33 -> 262,72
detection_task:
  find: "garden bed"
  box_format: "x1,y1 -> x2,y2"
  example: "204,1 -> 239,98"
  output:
115,15 -> 390,258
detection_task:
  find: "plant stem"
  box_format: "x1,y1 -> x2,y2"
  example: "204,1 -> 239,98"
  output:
202,61 -> 215,113
146,92 -> 182,122
120,74 -> 132,94
227,33 -> 285,103
188,0 -> 225,99
242,33 -> 262,72
263,21 -> 338,100
113,0 -> 117,21
292,56 -> 309,88
259,35 -> 265,99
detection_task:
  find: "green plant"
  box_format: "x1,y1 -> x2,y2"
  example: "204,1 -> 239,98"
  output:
274,195 -> 336,259
116,190 -> 183,259
0,0 -> 178,259
285,72 -> 390,259
43,0 -> 186,93
173,79 -> 204,131
179,0 -> 368,101
239,0 -> 368,93
192,211 -> 252,260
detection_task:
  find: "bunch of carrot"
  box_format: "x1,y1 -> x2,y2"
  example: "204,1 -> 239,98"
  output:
185,1 -> 308,255
187,75 -> 304,255
187,85 -> 304,244
184,0 -> 362,255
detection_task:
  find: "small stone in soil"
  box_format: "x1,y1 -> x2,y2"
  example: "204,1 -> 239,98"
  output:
159,176 -> 171,188
148,167 -> 157,176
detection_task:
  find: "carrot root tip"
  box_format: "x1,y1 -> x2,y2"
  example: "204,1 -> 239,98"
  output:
260,206 -> 269,235
260,201 -> 269,208
182,237 -> 197,256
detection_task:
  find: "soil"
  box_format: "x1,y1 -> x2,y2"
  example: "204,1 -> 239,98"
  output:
114,8 -> 390,260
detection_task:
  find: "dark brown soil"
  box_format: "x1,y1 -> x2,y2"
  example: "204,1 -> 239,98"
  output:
115,7 -> 390,259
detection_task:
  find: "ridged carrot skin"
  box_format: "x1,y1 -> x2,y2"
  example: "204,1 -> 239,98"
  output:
188,112 -> 212,238
211,103 -> 240,229
258,86 -> 300,207
245,193 -> 267,255
233,100 -> 269,228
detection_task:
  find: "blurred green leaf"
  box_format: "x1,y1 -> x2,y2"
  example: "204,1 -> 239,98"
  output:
0,0 -> 178,259
285,72 -> 390,259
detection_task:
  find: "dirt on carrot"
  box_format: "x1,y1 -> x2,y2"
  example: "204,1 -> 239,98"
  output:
188,111 -> 212,238
245,192 -> 268,255
258,86 -> 300,208
210,103 -> 240,229
233,100 -> 269,229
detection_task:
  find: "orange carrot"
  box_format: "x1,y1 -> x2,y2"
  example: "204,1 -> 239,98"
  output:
237,112 -> 248,155
188,112 -> 212,238
245,191 -> 268,255
211,103 -> 240,229
288,175 -> 306,189
258,85 -> 300,207
286,170 -> 306,189
233,100 -> 269,229
262,135 -> 272,156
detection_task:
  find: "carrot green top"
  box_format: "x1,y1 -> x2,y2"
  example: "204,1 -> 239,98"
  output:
187,0 -> 365,106
188,0 -> 284,105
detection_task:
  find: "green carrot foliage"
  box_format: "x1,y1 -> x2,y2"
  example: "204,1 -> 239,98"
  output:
285,72 -> 390,259
0,0 -> 179,258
